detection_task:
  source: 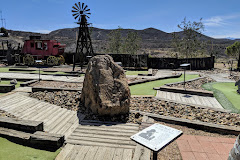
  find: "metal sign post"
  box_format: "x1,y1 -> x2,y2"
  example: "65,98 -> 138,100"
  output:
180,63 -> 190,90
35,60 -> 42,81
131,123 -> 182,160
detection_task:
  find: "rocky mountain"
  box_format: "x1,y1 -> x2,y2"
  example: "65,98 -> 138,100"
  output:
2,27 -> 237,57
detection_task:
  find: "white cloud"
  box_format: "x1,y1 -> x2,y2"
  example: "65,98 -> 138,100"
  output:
204,14 -> 240,27
35,30 -> 51,34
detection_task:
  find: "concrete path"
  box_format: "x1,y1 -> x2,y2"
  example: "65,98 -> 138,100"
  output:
206,73 -> 235,83
0,72 -> 84,82
177,134 -> 235,160
0,92 -> 84,138
156,90 -> 223,109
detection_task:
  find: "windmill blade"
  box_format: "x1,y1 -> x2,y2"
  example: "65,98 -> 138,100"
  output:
74,3 -> 80,9
85,9 -> 90,11
72,10 -> 79,13
78,2 -> 81,10
86,15 -> 90,19
82,3 -> 85,10
72,6 -> 78,11
72,13 -> 79,17
84,5 -> 88,10
74,15 -> 80,20
86,12 -> 91,15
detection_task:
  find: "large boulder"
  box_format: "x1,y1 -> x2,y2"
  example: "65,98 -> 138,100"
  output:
81,55 -> 130,116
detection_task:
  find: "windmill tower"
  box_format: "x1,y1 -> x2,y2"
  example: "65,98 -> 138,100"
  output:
72,2 -> 94,71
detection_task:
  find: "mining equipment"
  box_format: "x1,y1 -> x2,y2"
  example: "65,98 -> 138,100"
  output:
15,36 -> 66,66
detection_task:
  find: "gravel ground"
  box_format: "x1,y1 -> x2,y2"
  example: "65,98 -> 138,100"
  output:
29,91 -> 240,127
131,97 -> 240,127
30,81 -> 83,89
166,77 -> 215,90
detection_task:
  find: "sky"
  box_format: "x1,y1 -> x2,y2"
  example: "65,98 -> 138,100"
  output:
1,0 -> 240,39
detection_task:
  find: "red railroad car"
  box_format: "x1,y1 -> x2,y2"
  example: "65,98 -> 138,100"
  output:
21,36 -> 66,65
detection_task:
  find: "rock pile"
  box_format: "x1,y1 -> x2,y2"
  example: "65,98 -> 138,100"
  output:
81,55 -> 130,116
29,91 -> 240,127
166,77 -> 215,90
131,97 -> 240,127
29,91 -> 81,111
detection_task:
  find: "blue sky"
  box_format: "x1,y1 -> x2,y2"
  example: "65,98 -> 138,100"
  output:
1,0 -> 240,38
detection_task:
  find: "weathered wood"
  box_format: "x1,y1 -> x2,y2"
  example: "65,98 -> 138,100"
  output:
66,139 -> 136,149
79,122 -> 139,130
20,80 -> 38,87
102,147 -> 116,160
30,131 -> 64,149
70,133 -> 133,141
93,147 -> 107,160
83,146 -> 99,160
74,146 -> 91,160
132,145 -> 151,160
0,127 -> 31,141
81,120 -> 139,127
0,117 -> 43,133
55,144 -> 75,160
112,148 -> 124,160
122,149 -> 133,160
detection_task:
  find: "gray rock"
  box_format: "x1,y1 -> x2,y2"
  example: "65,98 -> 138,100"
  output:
81,55 -> 130,116
10,79 -> 17,85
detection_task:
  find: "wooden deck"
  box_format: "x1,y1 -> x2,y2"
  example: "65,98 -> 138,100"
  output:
0,92 -> 84,138
0,72 -> 84,82
56,120 -> 151,160
156,90 -> 223,109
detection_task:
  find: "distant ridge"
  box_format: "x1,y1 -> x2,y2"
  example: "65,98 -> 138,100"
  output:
4,27 -> 236,55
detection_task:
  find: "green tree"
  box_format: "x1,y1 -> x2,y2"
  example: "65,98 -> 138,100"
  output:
225,41 -> 240,70
106,26 -> 123,54
174,17 -> 205,58
122,31 -> 141,54
0,27 -> 8,37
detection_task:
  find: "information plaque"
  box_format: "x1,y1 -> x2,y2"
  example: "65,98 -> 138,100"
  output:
131,123 -> 182,152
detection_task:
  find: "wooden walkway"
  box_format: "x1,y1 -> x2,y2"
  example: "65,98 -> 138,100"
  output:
156,90 -> 223,109
0,92 -> 84,138
0,72 -> 84,82
56,120 -> 151,160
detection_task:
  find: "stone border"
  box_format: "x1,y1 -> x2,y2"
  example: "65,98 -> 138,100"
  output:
20,80 -> 38,87
128,74 -> 182,86
154,86 -> 214,97
164,76 -> 204,86
154,97 -> 230,113
32,87 -> 82,92
130,110 -> 240,135
0,84 -> 15,93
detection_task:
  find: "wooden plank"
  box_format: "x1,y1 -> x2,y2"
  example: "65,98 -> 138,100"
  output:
66,139 -> 136,149
33,105 -> 60,122
23,105 -> 50,120
51,111 -> 75,133
81,120 -> 139,127
60,115 -> 79,136
43,108 -> 67,129
19,102 -> 50,119
93,147 -> 107,160
103,147 -> 115,160
0,96 -> 27,110
67,136 -> 136,146
29,104 -> 54,121
55,144 -> 75,160
75,126 -> 138,134
12,100 -> 40,116
72,128 -> 135,137
79,122 -> 139,131
74,146 -> 91,160
69,133 -> 132,141
64,145 -> 79,160
0,116 -> 43,133
2,98 -> 34,113
112,148 -> 124,160
47,110 -> 72,132
122,149 -> 133,160
83,146 -> 99,160
63,119 -> 80,138
132,145 -> 151,160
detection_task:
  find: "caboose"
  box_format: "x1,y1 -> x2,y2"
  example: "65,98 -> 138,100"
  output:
19,36 -> 66,65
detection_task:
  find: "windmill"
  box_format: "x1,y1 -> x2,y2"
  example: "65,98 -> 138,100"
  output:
72,2 -> 94,71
